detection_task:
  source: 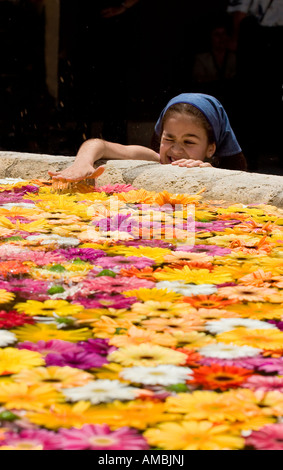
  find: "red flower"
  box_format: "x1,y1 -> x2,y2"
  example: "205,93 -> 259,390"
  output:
0,310 -> 35,329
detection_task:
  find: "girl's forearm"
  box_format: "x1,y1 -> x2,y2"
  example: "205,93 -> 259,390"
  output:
74,139 -> 160,165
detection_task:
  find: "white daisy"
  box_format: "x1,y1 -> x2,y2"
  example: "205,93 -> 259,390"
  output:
0,203 -> 35,209
0,330 -> 17,347
205,318 -> 277,335
0,178 -> 25,185
119,365 -> 193,386
198,342 -> 262,359
156,281 -> 217,296
62,380 -> 139,404
27,234 -> 80,247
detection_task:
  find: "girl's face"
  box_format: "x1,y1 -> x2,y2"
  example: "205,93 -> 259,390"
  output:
159,113 -> 216,164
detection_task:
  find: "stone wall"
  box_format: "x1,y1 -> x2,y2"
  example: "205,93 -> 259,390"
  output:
1,151 -> 283,208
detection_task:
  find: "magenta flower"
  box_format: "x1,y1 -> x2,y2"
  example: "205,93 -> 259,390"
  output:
93,214 -> 138,233
242,357 -> 283,375
0,429 -> 60,450
56,248 -> 106,263
74,293 -> 137,309
93,256 -> 155,271
95,184 -> 137,194
0,278 -> 50,300
45,350 -> 108,369
199,357 -> 257,369
81,275 -> 155,294
176,244 -> 232,255
55,424 -> 149,450
246,424 -> 283,450
78,339 -> 116,356
116,239 -> 175,249
268,320 -> 283,331
17,339 -> 82,356
242,375 -> 283,392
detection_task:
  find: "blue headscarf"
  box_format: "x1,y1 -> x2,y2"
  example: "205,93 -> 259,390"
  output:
154,93 -> 242,157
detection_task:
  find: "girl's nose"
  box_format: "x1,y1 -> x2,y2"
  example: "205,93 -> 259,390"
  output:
171,143 -> 184,155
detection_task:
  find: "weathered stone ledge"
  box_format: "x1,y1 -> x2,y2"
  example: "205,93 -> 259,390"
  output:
1,151 -> 283,208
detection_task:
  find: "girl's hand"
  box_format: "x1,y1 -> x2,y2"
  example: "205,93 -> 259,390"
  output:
48,165 -> 105,182
171,159 -> 212,168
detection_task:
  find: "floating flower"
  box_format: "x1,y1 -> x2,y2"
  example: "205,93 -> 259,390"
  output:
120,365 -> 193,386
62,380 -> 139,404
216,328 -> 283,351
144,421 -> 244,450
12,324 -> 92,343
0,330 -> 17,347
246,424 -> 283,450
0,382 -> 63,411
108,344 -> 187,367
14,300 -> 83,318
54,424 -> 149,450
0,290 -> 15,304
0,429 -> 60,451
189,364 -> 253,390
13,366 -> 93,390
0,348 -> 44,374
204,318 -> 276,335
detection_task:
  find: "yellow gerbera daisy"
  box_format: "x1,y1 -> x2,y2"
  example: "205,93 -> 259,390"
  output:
130,301 -> 193,318
0,216 -> 48,233
0,348 -> 44,374
154,190 -> 204,207
116,189 -> 156,204
93,363 -> 124,381
108,344 -> 187,367
14,300 -> 84,317
104,246 -> 172,263
217,328 -> 283,350
226,302 -> 283,320
13,366 -> 93,390
25,401 -> 95,430
75,308 -> 143,325
153,266 -> 232,284
122,287 -> 183,303
165,391 -> 262,423
12,324 -> 91,343
144,420 -> 244,450
171,331 -> 216,349
0,382 -> 63,411
91,316 -> 134,338
0,290 -> 15,304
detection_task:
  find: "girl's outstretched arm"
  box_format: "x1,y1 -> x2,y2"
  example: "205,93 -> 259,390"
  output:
48,139 -> 160,181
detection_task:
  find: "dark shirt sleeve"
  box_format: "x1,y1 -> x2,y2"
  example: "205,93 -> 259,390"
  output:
212,152 -> 248,171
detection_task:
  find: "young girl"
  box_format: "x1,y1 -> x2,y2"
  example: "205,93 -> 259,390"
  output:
49,93 -> 247,181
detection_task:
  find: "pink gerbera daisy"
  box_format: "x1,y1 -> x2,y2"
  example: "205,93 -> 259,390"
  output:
55,424 -> 149,450
0,429 -> 60,450
81,275 -> 155,294
93,255 -> 155,272
17,339 -> 82,356
246,424 -> 283,450
242,375 -> 283,392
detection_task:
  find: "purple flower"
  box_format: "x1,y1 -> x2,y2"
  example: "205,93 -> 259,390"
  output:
45,350 -> 108,369
199,357 -> 257,369
17,339 -> 82,356
74,293 -> 137,309
116,239 -> 175,249
93,255 -> 155,271
93,214 -> 138,234
78,339 -> 116,356
268,320 -> 283,331
56,248 -> 106,263
176,244 -> 232,256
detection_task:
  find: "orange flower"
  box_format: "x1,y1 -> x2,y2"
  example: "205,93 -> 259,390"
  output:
154,189 -> 205,207
0,261 -> 30,278
217,285 -> 275,302
229,235 -> 273,255
182,294 -> 237,309
225,302 -> 283,320
173,348 -> 202,367
217,328 -> 283,351
120,266 -> 162,282
238,269 -> 274,287
190,364 -> 253,391
141,316 -> 204,334
116,189 -> 156,204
